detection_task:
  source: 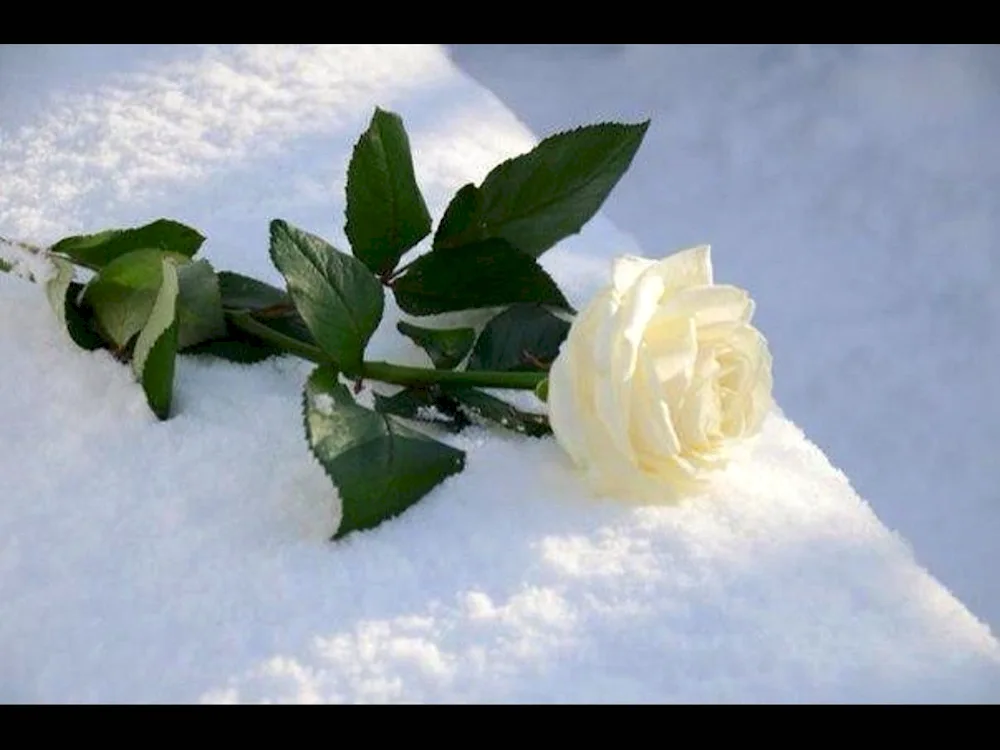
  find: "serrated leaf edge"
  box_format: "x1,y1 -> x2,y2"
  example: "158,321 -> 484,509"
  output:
392,239 -> 573,316
474,120 -> 650,256
176,258 -> 227,350
396,320 -> 476,370
50,218 -> 205,271
302,367 -> 466,540
269,219 -> 384,373
345,108 -> 431,277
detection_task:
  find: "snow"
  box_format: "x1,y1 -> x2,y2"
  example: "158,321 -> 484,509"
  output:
1,44 -> 998,703
448,44 -> 1000,633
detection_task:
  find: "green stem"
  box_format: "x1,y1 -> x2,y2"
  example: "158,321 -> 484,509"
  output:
361,361 -> 544,390
227,311 -> 328,365
227,311 -> 545,391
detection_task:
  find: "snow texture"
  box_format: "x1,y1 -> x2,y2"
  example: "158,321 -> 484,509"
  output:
448,44 -> 1000,633
0,44 -> 997,703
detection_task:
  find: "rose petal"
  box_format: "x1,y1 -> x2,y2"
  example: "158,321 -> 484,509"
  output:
745,350 -> 774,435
611,255 -> 656,298
649,244 -> 713,292
601,248 -> 716,459
598,265 -> 673,459
548,292 -> 611,468
658,284 -> 753,328
629,348 -> 684,463
673,354 -> 722,448
546,242 -> 773,505
642,315 -> 698,391
546,354 -> 588,469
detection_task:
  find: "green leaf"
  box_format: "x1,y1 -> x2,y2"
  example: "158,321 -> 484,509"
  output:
434,121 -> 649,258
0,256 -> 13,274
176,259 -> 227,350
269,220 -> 384,374
183,269 -> 320,365
432,183 -> 480,250
397,320 -> 475,370
445,386 -> 551,438
372,387 -> 430,419
345,108 -> 432,277
304,367 -> 466,540
203,270 -> 317,361
217,271 -> 290,313
184,310 -> 322,365
131,258 -> 180,420
391,238 -> 571,316
372,383 -> 549,437
182,319 -> 283,364
222,309 -> 325,365
534,378 -> 549,403
50,219 -> 205,271
254,312 -> 319,349
467,303 -> 570,372
44,256 -> 75,331
43,260 -> 105,352
82,248 -> 172,349
63,283 -> 107,351
372,386 -> 470,433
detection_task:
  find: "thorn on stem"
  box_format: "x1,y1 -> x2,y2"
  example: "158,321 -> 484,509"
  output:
521,350 -> 552,371
253,302 -> 297,319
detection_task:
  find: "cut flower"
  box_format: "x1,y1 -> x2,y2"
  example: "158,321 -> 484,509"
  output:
547,245 -> 773,501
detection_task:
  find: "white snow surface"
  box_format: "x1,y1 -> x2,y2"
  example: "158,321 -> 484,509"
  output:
448,44 -> 1000,634
0,44 -> 998,703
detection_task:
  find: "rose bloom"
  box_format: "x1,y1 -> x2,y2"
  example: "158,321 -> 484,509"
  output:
547,245 -> 773,501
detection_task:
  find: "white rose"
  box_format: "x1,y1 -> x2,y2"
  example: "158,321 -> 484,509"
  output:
547,245 -> 773,501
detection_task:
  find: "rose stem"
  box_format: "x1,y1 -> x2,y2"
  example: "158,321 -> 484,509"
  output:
228,311 -> 545,391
